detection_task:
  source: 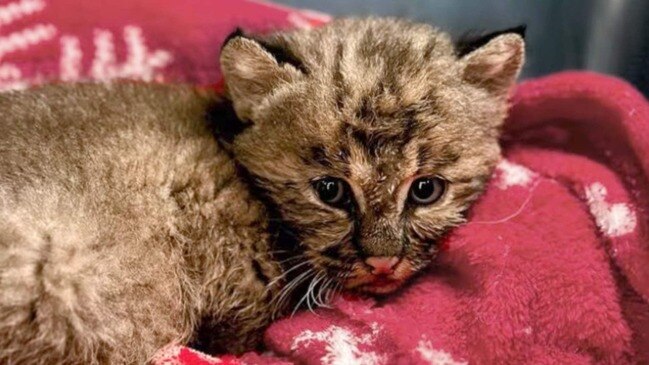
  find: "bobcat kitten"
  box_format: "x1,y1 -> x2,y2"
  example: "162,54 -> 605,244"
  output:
0,18 -> 524,364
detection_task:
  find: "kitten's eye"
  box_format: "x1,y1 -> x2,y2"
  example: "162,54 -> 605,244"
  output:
409,177 -> 446,205
313,177 -> 347,206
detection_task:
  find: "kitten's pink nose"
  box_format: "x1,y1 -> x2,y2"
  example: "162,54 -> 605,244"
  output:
365,256 -> 399,274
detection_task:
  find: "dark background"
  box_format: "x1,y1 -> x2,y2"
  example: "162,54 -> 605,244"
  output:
276,0 -> 649,96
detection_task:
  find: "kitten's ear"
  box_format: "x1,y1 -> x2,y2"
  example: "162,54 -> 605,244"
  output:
220,31 -> 303,121
457,26 -> 526,96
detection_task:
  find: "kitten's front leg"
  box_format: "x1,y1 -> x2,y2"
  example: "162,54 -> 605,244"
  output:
190,308 -> 271,355
188,246 -> 283,355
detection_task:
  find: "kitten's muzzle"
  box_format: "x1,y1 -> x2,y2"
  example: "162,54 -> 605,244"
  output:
344,257 -> 415,294
364,256 -> 399,275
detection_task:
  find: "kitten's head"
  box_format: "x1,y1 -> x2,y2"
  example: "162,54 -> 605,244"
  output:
217,18 -> 524,294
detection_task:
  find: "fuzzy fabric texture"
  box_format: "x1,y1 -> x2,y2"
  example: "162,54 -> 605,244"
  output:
154,72 -> 649,365
0,0 -> 329,90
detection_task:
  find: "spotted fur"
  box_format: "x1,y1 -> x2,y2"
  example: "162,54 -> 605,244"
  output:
0,18 -> 524,363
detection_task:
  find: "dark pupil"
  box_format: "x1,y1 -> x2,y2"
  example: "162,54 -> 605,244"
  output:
414,179 -> 434,199
318,180 -> 340,202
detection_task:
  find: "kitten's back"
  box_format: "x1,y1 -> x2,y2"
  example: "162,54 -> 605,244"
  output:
0,83 -> 223,364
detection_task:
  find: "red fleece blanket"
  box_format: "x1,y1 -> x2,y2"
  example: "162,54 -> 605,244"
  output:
1,1 -> 647,364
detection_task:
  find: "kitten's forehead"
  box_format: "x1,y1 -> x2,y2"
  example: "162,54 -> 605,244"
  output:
261,19 -> 457,106
307,108 -> 458,190
240,18 -> 499,193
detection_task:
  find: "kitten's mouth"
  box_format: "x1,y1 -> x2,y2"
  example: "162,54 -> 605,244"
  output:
343,258 -> 415,295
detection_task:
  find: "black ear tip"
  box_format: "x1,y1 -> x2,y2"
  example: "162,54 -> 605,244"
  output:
454,24 -> 528,57
510,24 -> 527,39
221,27 -> 247,50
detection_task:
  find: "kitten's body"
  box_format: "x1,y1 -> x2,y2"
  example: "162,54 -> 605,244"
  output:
0,84 -> 278,363
0,18 -> 524,364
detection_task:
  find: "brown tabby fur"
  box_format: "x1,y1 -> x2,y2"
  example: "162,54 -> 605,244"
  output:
0,18 -> 524,364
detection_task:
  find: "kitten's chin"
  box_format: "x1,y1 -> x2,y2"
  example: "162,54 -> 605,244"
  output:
357,278 -> 405,295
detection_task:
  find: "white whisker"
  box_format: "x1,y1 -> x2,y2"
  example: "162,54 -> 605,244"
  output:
291,270 -> 319,316
266,260 -> 309,289
316,278 -> 333,308
272,268 -> 314,319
